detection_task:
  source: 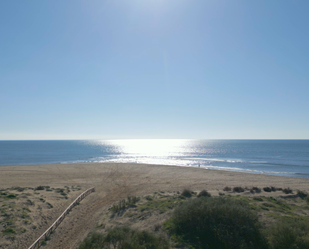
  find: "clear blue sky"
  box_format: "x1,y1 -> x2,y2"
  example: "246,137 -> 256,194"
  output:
1,0 -> 308,140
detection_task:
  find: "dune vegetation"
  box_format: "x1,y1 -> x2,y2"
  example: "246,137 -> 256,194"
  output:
78,187 -> 309,249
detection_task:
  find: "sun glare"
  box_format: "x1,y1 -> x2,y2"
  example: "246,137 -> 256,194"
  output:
106,139 -> 188,156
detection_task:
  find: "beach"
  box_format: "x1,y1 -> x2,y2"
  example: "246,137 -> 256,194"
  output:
1,163 -> 309,248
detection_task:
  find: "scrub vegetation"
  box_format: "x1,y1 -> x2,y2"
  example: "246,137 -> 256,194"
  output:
0,185 -> 83,248
79,188 -> 309,249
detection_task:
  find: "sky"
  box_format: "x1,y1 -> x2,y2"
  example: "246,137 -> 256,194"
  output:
0,0 -> 308,140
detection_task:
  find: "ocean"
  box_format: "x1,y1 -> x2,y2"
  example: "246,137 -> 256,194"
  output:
0,140 -> 308,178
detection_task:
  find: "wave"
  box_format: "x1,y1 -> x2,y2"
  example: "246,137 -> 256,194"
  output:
185,157 -> 308,168
185,157 -> 268,164
200,165 -> 309,176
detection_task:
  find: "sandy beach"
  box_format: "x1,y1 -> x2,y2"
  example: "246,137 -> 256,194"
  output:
1,163 -> 309,249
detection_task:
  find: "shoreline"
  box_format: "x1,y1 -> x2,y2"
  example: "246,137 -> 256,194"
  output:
0,161 -> 307,180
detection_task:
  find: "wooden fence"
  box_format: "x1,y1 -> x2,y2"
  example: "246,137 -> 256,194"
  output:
27,187 -> 95,249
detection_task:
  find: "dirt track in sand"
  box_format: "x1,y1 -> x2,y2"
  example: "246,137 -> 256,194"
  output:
1,163 -> 309,249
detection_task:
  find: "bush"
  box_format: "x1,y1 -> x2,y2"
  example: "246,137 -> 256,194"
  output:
233,186 -> 245,193
267,218 -> 309,249
79,227 -> 169,249
79,232 -> 105,249
263,187 -> 272,192
282,188 -> 293,194
297,190 -> 307,199
264,186 -> 281,192
251,187 -> 262,193
166,197 -> 268,249
181,189 -> 192,198
223,186 -> 231,191
197,190 -> 211,198
35,186 -> 45,190
6,193 -> 17,199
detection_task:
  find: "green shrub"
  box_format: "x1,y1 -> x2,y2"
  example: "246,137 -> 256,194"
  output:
47,202 -> 53,208
197,190 -> 211,198
267,218 -> 309,249
6,193 -> 17,199
223,186 -> 231,191
35,186 -> 45,191
27,199 -> 34,205
79,232 -> 105,249
263,187 -> 272,192
282,188 -> 293,194
233,186 -> 245,193
297,190 -> 307,199
165,197 -> 268,249
181,189 -> 192,198
79,227 -> 169,249
251,187 -> 262,193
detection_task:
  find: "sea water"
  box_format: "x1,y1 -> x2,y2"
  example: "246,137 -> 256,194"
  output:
0,140 -> 308,178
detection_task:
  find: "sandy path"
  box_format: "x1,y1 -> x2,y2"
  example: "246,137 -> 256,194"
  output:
1,163 -> 308,249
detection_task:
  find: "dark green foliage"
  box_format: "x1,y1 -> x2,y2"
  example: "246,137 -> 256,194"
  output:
166,197 -> 268,249
264,187 -> 281,193
47,202 -> 53,208
79,227 -> 169,249
233,186 -> 245,192
79,232 -> 105,249
263,187 -> 272,192
6,193 -> 17,199
251,187 -> 261,193
223,186 -> 231,191
297,190 -> 307,199
2,228 -> 16,235
282,188 -> 293,194
27,199 -> 34,205
35,186 -> 45,191
181,189 -> 192,198
267,218 -> 309,249
197,190 -> 211,198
